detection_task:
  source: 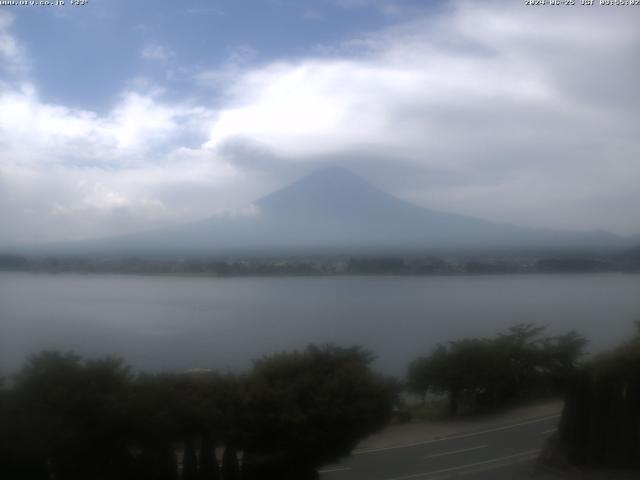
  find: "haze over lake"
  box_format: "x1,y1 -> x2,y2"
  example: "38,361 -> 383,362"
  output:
1,272 -> 638,376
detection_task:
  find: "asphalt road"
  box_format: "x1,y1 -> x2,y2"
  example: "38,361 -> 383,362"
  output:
319,414 -> 560,480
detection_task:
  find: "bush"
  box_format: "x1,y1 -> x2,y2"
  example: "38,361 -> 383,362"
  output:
557,326 -> 640,469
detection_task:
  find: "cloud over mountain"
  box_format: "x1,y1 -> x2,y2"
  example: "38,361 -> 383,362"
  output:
0,1 -> 638,247
41,167 -> 627,256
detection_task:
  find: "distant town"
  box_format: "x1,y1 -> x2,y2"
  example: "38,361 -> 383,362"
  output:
1,250 -> 638,277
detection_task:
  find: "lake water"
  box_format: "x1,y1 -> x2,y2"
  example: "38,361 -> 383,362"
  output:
1,272 -> 639,376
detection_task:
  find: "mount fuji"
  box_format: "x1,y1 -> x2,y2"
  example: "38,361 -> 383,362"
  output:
31,167 -> 626,256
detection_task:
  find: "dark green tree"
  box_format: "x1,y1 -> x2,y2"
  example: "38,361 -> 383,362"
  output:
496,323 -> 547,398
183,439 -> 198,480
558,325 -> 640,469
7,352 -> 134,480
408,324 -> 587,416
539,330 -> 588,391
1,344 -> 395,480
242,345 -> 395,479
198,434 -> 220,480
221,444 -> 240,480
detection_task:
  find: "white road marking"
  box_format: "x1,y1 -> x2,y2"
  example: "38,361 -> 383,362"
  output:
541,428 -> 557,435
354,414 -> 560,455
423,444 -> 488,460
381,449 -> 540,480
319,467 -> 352,474
459,451 -> 540,476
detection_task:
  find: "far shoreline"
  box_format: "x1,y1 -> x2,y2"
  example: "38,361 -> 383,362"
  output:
1,269 -> 638,280
1,250 -> 638,278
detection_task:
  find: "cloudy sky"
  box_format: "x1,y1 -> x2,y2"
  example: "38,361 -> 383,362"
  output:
0,0 -> 638,246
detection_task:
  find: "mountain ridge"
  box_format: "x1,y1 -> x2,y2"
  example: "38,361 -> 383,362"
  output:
13,166 -> 631,256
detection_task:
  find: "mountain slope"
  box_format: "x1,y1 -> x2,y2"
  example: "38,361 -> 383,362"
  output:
28,167 -> 628,255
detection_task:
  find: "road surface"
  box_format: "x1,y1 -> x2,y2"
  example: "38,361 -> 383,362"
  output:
319,413 -> 560,480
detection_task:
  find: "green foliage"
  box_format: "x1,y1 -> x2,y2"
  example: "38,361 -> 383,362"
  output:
183,439 -> 198,480
558,331 -> 640,469
0,345 -> 394,480
221,445 -> 240,480
406,345 -> 445,400
4,352 -> 134,479
198,434 -> 220,480
242,345 -> 395,478
407,324 -> 587,416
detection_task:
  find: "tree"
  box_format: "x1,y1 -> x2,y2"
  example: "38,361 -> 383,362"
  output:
183,439 -> 198,480
221,444 -> 240,480
198,434 -> 220,480
407,344 -> 450,399
406,357 -> 430,404
407,324 -> 587,416
557,328 -> 640,468
409,339 -> 509,415
539,331 -> 588,390
242,345 -> 395,479
496,323 -> 547,398
1,345 -> 394,479
8,352 -> 134,480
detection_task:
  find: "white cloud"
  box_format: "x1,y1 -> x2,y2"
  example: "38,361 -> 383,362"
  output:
0,11 -> 28,75
201,1 -> 640,234
0,86 -> 215,165
141,44 -> 175,62
194,46 -> 258,89
333,0 -> 412,16
109,92 -> 208,153
0,86 -> 246,244
1,1 -> 639,245
0,158 -> 246,244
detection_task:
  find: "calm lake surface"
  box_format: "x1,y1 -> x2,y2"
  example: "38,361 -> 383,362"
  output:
1,272 -> 639,376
